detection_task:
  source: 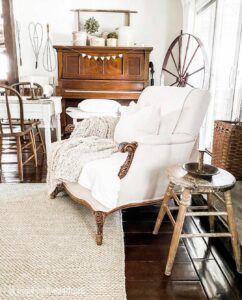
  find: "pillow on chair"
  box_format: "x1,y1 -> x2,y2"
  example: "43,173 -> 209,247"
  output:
114,105 -> 160,143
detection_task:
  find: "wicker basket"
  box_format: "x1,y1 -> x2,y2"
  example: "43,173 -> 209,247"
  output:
212,120 -> 242,180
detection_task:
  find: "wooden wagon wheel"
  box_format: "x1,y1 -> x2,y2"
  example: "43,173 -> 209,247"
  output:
161,32 -> 209,89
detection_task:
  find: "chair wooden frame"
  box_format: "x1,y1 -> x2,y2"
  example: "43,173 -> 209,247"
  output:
11,81 -> 44,97
49,142 -> 163,246
10,82 -> 45,154
0,85 -> 40,181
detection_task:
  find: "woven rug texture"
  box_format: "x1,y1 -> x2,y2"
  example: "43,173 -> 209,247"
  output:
0,184 -> 126,300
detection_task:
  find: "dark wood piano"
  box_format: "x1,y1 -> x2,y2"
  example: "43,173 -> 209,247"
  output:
54,45 -> 153,131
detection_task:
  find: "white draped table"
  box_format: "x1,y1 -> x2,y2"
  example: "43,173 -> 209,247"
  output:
0,96 -> 62,156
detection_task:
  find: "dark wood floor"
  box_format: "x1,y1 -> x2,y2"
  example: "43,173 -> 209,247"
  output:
1,150 -> 242,300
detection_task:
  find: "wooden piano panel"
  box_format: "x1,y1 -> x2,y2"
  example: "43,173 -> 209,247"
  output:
63,54 -> 79,76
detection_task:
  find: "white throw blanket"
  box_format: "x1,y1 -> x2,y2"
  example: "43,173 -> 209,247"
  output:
78,152 -> 128,209
47,117 -> 119,195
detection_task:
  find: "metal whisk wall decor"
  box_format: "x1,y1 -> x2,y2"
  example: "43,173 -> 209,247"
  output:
28,22 -> 43,69
43,24 -> 56,72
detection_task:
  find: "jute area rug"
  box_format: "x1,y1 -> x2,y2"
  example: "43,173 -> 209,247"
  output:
0,184 -> 126,300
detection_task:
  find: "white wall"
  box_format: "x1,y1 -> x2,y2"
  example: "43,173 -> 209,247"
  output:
13,0 -> 182,85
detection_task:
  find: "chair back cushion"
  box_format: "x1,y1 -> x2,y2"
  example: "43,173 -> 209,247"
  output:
137,86 -> 210,138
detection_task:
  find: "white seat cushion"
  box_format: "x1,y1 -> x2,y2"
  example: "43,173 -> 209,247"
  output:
78,99 -> 121,113
114,104 -> 160,143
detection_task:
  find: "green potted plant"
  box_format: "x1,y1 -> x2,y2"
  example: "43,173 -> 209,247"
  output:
107,31 -> 118,47
84,17 -> 104,46
84,17 -> 100,35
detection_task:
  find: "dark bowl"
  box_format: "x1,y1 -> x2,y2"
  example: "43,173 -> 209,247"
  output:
183,162 -> 220,179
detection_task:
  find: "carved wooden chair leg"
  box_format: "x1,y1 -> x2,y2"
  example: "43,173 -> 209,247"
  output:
207,192 -> 215,232
165,189 -> 191,276
94,211 -> 106,246
50,183 -> 64,199
153,183 -> 173,235
224,190 -> 241,272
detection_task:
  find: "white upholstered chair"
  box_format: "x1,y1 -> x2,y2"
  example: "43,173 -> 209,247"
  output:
51,86 -> 210,245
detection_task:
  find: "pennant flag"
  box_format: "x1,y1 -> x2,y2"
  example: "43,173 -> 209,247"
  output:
79,53 -> 126,61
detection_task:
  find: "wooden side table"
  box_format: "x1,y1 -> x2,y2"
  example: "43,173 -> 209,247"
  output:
153,165 -> 241,276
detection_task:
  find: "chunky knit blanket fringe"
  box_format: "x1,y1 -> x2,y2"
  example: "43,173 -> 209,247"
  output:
47,117 -> 119,195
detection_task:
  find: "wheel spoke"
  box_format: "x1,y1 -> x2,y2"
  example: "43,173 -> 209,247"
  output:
178,36 -> 182,75
163,68 -> 178,79
186,82 -> 195,88
187,66 -> 205,77
182,45 -> 200,76
169,50 -> 179,74
170,81 -> 178,86
181,35 -> 191,75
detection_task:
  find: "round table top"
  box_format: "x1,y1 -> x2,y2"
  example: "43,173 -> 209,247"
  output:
167,165 -> 236,192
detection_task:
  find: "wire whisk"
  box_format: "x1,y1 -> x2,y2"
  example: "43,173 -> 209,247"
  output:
28,22 -> 43,69
43,24 -> 56,72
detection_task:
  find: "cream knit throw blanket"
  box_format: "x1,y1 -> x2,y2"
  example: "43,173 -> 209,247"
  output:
47,117 -> 119,195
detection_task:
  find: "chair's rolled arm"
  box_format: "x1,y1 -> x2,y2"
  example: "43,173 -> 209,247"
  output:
118,142 -> 138,179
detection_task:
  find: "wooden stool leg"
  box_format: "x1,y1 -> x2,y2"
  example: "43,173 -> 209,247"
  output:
224,190 -> 241,272
207,192 -> 215,232
153,183 -> 173,235
16,136 -> 23,181
29,131 -> 38,167
165,189 -> 191,276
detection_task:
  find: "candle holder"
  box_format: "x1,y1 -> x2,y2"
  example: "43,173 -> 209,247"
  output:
27,87 -> 40,100
198,150 -> 205,172
183,149 -> 219,180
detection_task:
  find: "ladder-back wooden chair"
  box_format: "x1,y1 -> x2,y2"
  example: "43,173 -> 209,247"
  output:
0,85 -> 39,181
10,82 -> 45,154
